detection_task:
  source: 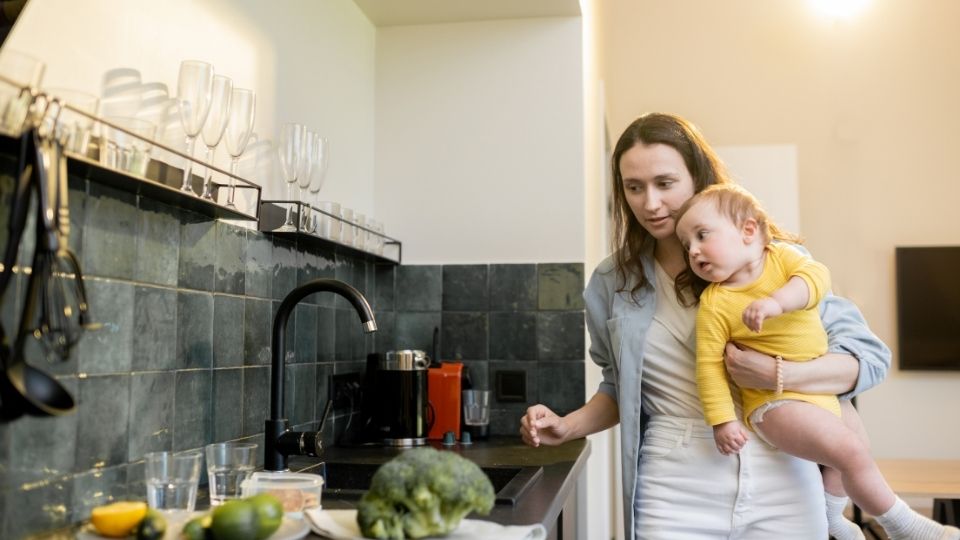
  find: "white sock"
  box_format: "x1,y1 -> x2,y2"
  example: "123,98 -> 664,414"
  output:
875,497 -> 960,540
825,492 -> 865,540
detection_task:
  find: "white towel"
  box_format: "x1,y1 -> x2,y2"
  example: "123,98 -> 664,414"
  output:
304,508 -> 547,540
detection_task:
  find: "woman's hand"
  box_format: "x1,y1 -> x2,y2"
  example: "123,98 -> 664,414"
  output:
713,421 -> 749,455
724,342 -> 776,390
520,404 -> 570,447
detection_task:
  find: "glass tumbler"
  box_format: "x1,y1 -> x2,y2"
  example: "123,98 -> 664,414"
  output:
462,390 -> 491,426
0,49 -> 45,136
144,451 -> 202,513
206,442 -> 257,506
317,201 -> 342,241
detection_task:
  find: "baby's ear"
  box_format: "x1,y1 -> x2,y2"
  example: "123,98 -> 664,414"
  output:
741,218 -> 760,244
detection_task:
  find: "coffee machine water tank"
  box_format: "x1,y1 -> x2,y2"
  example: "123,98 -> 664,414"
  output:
428,362 -> 463,440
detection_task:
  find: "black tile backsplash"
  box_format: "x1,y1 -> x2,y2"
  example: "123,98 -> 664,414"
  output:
0,165 -> 585,536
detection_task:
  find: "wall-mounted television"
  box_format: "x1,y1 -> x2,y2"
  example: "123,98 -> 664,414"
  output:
895,246 -> 960,370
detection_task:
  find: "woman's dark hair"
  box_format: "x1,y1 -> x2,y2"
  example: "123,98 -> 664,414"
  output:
609,112 -> 731,303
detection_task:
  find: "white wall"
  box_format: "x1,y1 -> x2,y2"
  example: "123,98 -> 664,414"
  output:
373,17 -> 584,264
5,0 -> 377,216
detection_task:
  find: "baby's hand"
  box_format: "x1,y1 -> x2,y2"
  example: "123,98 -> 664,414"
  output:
713,421 -> 749,455
742,297 -> 783,332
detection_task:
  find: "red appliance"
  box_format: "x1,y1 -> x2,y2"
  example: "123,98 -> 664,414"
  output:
428,362 -> 463,440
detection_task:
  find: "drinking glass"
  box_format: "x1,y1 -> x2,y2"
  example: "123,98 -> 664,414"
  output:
100,116 -> 156,176
0,49 -> 45,136
462,390 -> 491,426
316,202 -> 342,241
144,450 -> 202,513
42,88 -> 99,155
340,207 -> 356,246
276,123 -> 306,231
206,442 -> 257,506
198,75 -> 232,200
176,60 -> 214,194
307,137 -> 329,233
297,130 -> 319,230
353,212 -> 367,250
223,88 -> 256,208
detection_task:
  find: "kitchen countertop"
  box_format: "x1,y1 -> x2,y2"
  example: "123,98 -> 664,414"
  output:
289,436 -> 590,531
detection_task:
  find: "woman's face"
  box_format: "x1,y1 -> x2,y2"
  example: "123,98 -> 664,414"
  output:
619,143 -> 696,242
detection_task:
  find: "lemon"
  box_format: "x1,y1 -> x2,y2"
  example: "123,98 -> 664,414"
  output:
211,499 -> 258,540
90,501 -> 148,537
247,493 -> 284,540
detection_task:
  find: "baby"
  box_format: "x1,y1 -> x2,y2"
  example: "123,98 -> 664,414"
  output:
675,184 -> 959,540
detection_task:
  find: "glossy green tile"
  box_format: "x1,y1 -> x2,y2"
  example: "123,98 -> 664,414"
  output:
78,279 -> 135,374
537,311 -> 585,360
443,265 -> 489,311
82,184 -> 138,279
489,312 -> 537,361
215,222 -> 246,294
244,231 -> 273,299
76,374 -> 130,469
177,291 -> 213,369
242,366 -> 270,437
440,312 -> 488,360
127,372 -> 174,460
135,198 -> 180,286
396,265 -> 442,311
213,368 -> 243,442
244,298 -> 271,366
132,286 -> 177,371
489,264 -> 537,311
178,216 -> 216,291
213,294 -> 244,368
173,369 -> 212,451
537,263 -> 584,310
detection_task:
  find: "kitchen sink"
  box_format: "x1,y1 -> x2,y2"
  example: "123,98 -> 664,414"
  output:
318,461 -> 543,506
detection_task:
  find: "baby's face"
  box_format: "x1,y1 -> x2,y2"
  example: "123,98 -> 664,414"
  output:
676,200 -> 749,284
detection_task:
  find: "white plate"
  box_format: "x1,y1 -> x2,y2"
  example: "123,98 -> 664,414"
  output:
78,514 -> 310,540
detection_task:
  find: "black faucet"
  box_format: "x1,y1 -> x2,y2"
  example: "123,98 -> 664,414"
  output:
265,278 -> 377,471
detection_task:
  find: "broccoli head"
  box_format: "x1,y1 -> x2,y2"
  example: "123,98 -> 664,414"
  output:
356,447 -> 496,539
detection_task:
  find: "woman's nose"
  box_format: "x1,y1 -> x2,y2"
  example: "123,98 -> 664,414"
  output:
644,192 -> 661,210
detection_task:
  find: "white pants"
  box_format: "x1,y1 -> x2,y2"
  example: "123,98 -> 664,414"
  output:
635,415 -> 827,539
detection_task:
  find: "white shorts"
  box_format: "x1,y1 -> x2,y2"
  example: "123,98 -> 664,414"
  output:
635,415 -> 827,540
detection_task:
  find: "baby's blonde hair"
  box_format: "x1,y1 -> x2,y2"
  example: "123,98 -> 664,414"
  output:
675,184 -> 801,245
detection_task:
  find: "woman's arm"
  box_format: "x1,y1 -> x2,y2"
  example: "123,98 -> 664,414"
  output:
725,344 -> 860,394
725,294 -> 891,397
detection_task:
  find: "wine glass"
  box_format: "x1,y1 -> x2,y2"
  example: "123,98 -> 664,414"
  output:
297,130 -> 319,231
276,123 -> 306,231
222,88 -> 256,209
176,60 -> 214,194
308,137 -> 329,233
199,75 -> 232,200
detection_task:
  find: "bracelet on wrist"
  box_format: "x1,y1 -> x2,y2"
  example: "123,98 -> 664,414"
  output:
775,355 -> 784,395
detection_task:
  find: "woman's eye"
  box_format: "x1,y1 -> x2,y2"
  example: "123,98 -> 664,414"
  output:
697,230 -> 708,240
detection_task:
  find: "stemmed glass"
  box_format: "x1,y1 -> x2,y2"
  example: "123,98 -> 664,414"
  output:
176,60 -> 214,194
199,75 -> 232,200
276,123 -> 306,231
222,88 -> 256,209
308,137 -> 329,233
297,130 -> 319,231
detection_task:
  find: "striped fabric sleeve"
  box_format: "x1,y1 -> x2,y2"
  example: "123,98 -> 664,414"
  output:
775,244 -> 831,310
695,296 -> 738,426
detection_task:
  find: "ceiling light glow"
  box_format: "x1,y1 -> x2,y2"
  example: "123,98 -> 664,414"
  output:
809,0 -> 870,19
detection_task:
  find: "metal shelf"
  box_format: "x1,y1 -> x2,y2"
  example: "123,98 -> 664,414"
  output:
259,201 -> 401,264
0,75 -> 262,221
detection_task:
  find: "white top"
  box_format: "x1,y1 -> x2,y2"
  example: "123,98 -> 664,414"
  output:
639,262 -> 703,419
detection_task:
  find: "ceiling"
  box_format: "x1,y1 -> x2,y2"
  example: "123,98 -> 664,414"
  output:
353,0 -> 581,27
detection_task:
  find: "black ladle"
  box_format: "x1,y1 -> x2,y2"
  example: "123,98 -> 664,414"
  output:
0,129 -> 75,421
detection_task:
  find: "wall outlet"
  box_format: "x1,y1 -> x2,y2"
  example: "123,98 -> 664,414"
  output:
330,372 -> 364,416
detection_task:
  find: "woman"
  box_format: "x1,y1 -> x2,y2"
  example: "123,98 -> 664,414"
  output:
519,113 -> 890,540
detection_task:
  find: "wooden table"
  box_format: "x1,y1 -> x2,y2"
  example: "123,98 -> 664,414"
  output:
876,459 -> 960,499
856,459 -> 960,537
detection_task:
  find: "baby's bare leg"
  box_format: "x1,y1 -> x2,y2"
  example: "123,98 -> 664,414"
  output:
754,401 -> 895,516
823,400 -> 871,496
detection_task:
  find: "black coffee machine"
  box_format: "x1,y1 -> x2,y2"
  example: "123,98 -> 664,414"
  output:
362,350 -> 431,446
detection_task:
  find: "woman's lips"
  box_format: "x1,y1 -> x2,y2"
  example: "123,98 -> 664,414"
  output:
646,216 -> 669,226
